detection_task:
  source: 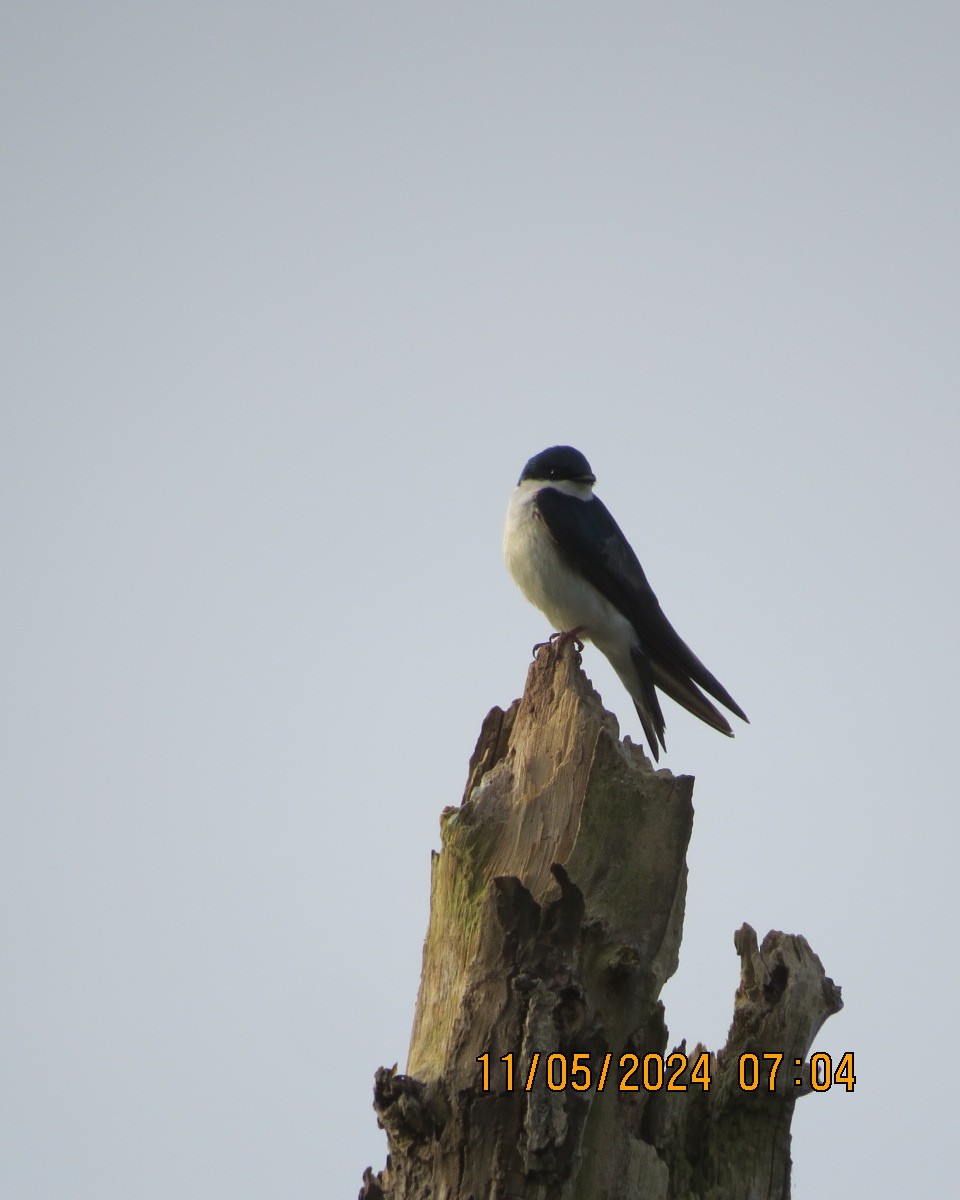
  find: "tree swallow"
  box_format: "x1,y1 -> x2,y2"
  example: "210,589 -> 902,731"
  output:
504,445 -> 748,760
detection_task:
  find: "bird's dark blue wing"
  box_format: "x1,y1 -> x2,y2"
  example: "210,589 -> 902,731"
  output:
534,487 -> 747,723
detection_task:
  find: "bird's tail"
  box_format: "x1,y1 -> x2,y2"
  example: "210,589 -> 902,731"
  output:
628,644 -> 667,761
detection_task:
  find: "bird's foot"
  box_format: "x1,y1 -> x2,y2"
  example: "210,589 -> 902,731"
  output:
533,627 -> 585,658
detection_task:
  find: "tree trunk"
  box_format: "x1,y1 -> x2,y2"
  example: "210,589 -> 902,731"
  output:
362,642 -> 842,1200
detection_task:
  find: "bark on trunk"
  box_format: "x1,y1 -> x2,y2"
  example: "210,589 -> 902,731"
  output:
362,642 -> 842,1200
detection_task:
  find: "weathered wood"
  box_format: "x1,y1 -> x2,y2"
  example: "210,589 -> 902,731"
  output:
364,642 -> 842,1199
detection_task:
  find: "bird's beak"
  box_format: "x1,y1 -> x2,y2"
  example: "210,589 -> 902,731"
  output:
577,473 -> 596,484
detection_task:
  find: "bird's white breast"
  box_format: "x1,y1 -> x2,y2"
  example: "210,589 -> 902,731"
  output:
503,480 -> 634,647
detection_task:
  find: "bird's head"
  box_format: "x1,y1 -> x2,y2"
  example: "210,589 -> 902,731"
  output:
518,445 -> 596,487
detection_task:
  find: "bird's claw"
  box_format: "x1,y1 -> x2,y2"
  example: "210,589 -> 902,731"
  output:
533,627 -> 585,658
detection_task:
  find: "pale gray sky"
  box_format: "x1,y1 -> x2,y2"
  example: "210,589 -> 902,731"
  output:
3,3 -> 958,1196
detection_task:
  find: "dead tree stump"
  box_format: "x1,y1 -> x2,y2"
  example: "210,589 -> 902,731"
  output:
363,642 -> 842,1199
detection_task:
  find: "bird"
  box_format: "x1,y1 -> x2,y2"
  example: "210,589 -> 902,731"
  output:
503,445 -> 748,760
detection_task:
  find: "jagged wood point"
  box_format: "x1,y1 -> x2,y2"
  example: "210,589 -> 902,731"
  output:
362,641 -> 842,1200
